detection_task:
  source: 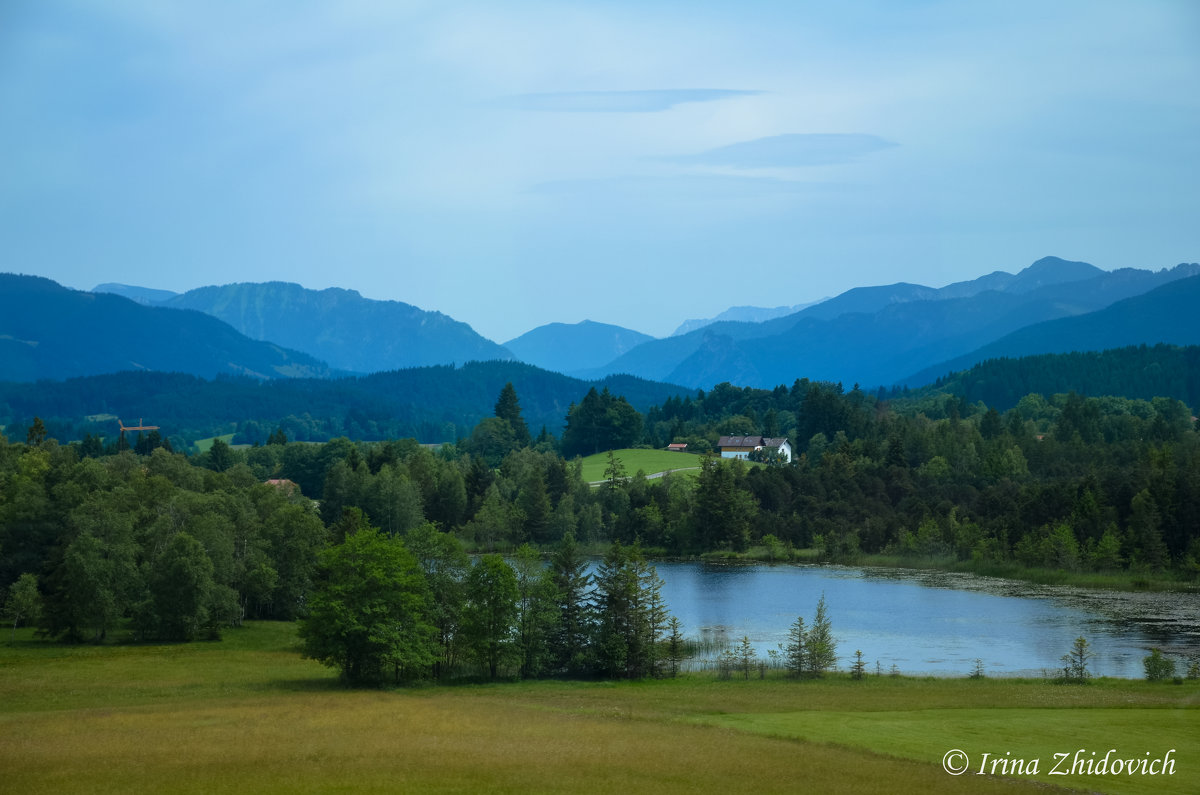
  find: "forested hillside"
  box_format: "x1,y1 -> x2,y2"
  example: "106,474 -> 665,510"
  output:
0,362 -> 693,448
921,344 -> 1200,411
907,275 -> 1200,384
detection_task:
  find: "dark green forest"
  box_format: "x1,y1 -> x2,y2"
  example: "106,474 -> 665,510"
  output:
922,344 -> 1200,411
3,346 -> 1200,683
0,362 -> 692,448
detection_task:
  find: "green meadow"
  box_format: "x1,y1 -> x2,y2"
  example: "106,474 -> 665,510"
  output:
191,433 -> 236,454
577,448 -> 705,483
2,623 -> 1197,794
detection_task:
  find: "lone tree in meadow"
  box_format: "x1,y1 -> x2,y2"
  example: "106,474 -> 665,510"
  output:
299,526 -> 436,685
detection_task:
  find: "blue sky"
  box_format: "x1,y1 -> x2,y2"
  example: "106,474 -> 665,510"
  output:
2,1 -> 1197,341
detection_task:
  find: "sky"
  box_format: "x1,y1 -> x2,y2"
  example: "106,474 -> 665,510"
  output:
2,1 -> 1198,342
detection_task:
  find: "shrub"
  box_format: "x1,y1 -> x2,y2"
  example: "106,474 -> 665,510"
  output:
1143,648 -> 1175,682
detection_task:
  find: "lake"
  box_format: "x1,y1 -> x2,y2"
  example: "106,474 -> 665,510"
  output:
644,561 -> 1200,678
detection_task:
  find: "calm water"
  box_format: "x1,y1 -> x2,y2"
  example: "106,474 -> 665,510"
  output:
642,562 -> 1200,678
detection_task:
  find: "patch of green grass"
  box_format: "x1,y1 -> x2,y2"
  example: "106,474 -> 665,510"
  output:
192,433 -> 235,454
703,706 -> 1198,795
3,624 -> 1196,794
856,554 -> 1200,593
577,448 -> 704,483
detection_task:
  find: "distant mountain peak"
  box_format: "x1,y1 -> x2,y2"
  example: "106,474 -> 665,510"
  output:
1009,256 -> 1104,293
92,283 -> 180,306
504,320 -> 654,375
165,281 -> 511,373
671,300 -> 828,336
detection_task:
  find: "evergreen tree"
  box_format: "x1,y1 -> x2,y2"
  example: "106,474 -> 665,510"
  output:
738,635 -> 757,680
851,649 -> 866,680
691,456 -> 754,552
591,540 -> 636,678
517,468 -> 553,544
591,541 -> 668,679
25,417 -> 47,447
548,531 -> 592,676
785,615 -> 806,677
665,616 -> 685,678
494,382 -> 532,448
805,594 -> 837,676
1059,636 -> 1092,683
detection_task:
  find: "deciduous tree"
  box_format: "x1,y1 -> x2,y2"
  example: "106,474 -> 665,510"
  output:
299,527 -> 435,685
461,554 -> 519,678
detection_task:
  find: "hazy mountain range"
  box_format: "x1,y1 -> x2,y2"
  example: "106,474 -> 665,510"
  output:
3,255 -> 1198,392
571,257 -> 1200,388
1,275 -> 332,382
100,281 -> 513,373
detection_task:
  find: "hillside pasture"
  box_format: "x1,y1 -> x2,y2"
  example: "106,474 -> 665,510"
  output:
577,448 -> 706,483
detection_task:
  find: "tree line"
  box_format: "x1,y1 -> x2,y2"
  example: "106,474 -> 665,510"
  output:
3,368 -> 1200,660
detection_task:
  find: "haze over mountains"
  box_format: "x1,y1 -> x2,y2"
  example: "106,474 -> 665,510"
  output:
2,255 -> 1197,392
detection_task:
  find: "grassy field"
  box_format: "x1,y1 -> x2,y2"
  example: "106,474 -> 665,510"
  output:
577,448 -> 707,483
2,623 -> 1197,794
191,433 -> 236,454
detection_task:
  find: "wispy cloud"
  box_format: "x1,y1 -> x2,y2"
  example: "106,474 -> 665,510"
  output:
529,174 -> 818,199
494,89 -> 761,112
665,133 -> 898,167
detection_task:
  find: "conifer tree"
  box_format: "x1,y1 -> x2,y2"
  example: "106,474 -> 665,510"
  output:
494,382 -> 531,448
785,615 -> 806,677
805,594 -> 837,676
549,531 -> 592,675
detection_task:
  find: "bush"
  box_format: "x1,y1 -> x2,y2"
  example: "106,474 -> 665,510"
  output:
1143,648 -> 1175,682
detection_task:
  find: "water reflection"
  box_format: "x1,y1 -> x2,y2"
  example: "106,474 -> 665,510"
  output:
643,562 -> 1200,678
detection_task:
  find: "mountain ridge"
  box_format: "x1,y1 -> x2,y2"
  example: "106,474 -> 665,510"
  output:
503,320 -> 655,376
162,281 -> 514,373
585,259 -> 1199,388
1,274 -> 333,382
905,274 -> 1200,386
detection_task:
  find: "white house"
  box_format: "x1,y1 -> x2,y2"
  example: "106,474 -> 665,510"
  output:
717,435 -> 792,463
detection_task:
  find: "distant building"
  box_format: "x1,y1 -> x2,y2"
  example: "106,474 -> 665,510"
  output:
666,443 -> 688,452
717,435 -> 792,463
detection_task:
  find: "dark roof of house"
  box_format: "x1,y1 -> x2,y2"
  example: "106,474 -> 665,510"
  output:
718,435 -> 761,448
717,436 -> 790,449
